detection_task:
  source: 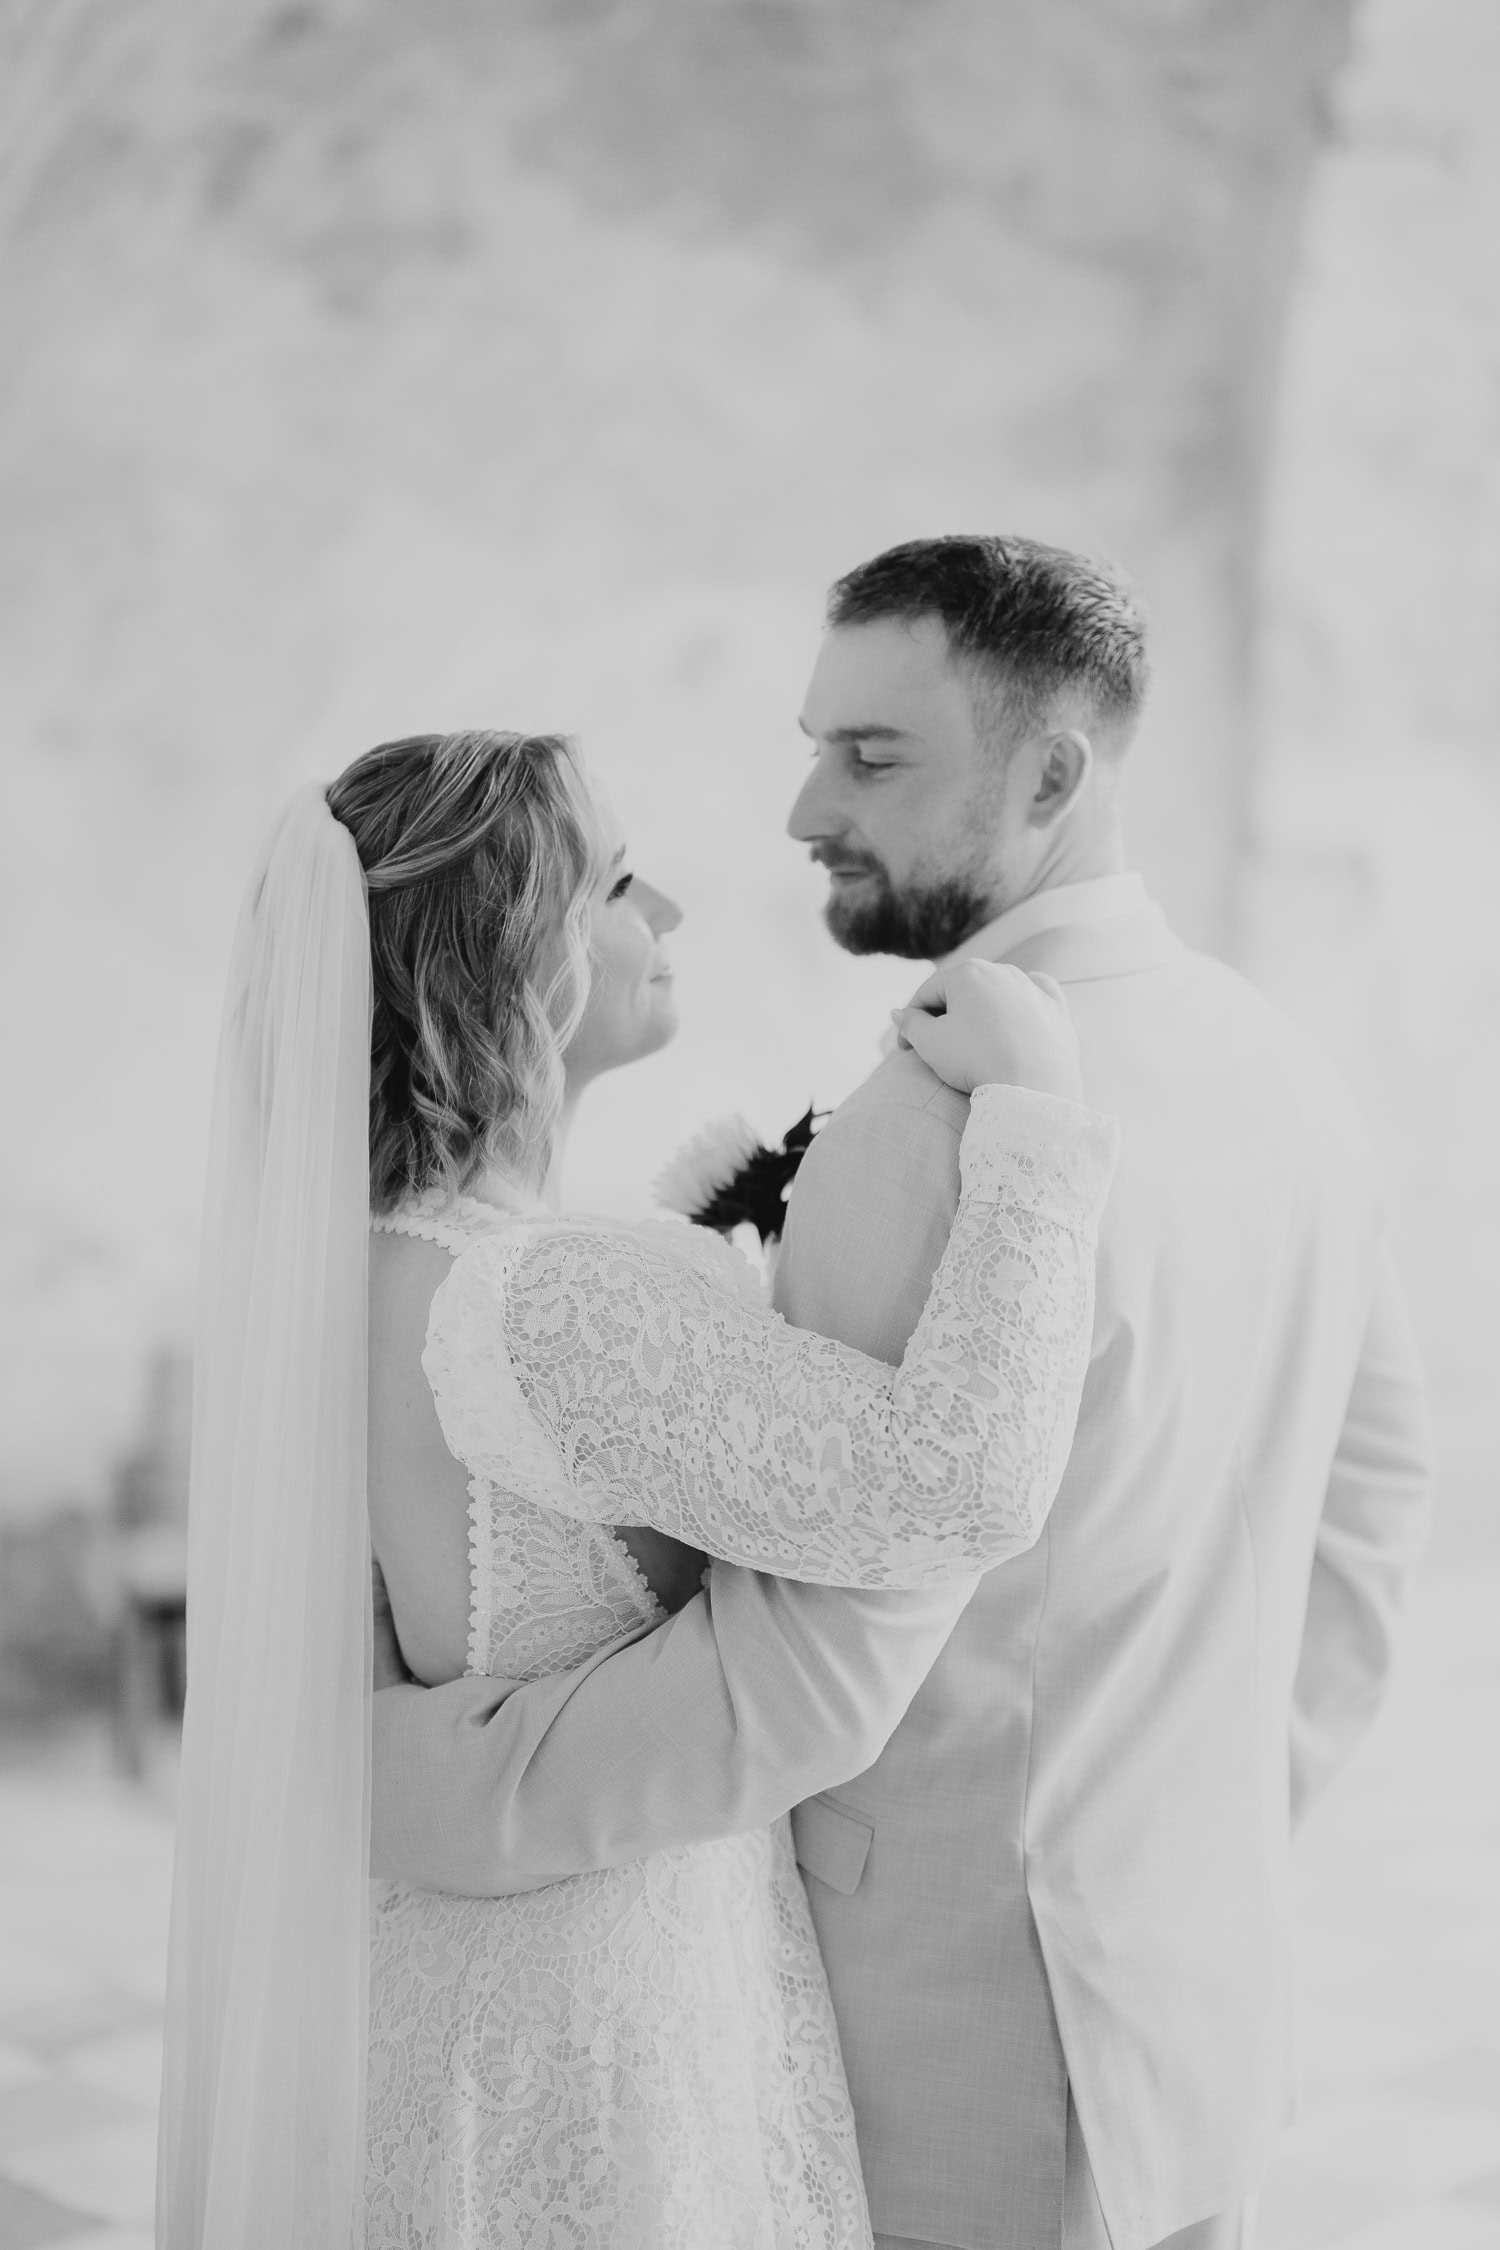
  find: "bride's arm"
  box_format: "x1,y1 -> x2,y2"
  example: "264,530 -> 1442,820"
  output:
436,1081 -> 1117,1589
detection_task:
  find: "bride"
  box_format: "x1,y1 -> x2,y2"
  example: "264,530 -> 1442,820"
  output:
156,728 -> 1117,2250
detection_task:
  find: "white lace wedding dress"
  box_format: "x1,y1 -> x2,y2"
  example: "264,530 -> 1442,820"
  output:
363,1083 -> 1116,2250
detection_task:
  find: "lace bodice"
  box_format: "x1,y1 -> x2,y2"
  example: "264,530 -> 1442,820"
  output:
378,1082 -> 1117,1593
374,1177 -> 669,1682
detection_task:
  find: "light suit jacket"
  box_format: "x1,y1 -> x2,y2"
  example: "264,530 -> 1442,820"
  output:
773,901 -> 1431,2248
370,900 -> 1430,2250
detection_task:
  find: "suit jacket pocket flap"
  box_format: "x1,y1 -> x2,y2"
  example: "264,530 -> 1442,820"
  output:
791,1795 -> 874,1897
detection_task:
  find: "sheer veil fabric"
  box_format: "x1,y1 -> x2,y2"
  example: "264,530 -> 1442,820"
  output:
157,785 -> 374,2249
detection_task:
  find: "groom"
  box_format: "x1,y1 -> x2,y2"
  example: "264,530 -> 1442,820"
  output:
370,536 -> 1431,2250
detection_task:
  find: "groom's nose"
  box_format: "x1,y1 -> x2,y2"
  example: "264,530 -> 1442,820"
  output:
787,754 -> 846,844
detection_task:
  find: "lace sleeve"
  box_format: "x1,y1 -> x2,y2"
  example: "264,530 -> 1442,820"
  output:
432,1084 -> 1118,1589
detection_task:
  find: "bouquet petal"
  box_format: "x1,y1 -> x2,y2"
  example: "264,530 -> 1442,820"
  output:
653,1106 -> 825,1246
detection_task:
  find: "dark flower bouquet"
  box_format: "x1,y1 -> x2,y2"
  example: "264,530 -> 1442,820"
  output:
653,1106 -> 825,1247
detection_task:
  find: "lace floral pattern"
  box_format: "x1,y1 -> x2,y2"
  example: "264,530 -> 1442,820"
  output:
367,1821 -> 864,2250
424,1085 -> 1117,1589
365,1085 -> 1117,2248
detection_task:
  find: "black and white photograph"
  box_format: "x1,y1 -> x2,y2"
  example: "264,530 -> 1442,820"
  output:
0,4 -> 1496,2247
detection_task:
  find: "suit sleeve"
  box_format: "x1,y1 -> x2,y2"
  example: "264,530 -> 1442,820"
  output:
370,1079 -> 986,1895
772,1075 -> 966,1360
1289,1242 -> 1433,1824
371,1567 -> 976,1892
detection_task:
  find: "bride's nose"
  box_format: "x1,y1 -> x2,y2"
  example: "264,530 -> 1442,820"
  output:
635,880 -> 683,935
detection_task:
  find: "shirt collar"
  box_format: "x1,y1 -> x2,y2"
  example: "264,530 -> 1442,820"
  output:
939,871 -> 1151,968
877,872 -> 1153,1060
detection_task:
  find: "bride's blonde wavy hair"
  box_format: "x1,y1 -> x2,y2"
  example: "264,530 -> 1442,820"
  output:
327,729 -> 607,1212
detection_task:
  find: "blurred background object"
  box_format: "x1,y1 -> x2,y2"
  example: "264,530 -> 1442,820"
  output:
105,1346 -> 190,1780
0,1 -> 1496,2242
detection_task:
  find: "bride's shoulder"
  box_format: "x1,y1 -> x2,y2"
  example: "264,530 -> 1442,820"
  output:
495,1207 -> 769,1312
369,1191 -> 530,1337
372,1186 -> 527,1252
375,1191 -> 768,1316
616,1215 -> 769,1310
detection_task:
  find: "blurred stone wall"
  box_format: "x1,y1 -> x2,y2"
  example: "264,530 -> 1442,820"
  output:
0,0 -> 1358,1520
1249,0 -> 1500,1568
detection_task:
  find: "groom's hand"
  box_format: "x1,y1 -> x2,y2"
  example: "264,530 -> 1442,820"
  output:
893,959 -> 1082,1102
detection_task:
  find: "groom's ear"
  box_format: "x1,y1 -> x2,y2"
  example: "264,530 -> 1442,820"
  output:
1026,728 -> 1093,828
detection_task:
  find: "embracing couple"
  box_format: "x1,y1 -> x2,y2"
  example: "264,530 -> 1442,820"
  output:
157,536 -> 1430,2250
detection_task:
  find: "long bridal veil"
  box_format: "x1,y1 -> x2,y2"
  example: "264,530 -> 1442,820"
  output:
157,785 -> 374,2249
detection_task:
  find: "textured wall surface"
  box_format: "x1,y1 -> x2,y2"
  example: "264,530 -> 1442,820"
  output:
0,0 -> 1364,1511
1250,0 -> 1500,1566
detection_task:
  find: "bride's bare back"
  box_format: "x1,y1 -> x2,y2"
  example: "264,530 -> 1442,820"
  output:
368,1229 -> 707,1685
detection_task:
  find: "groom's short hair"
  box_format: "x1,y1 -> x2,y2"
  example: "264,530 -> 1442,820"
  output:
827,534 -> 1149,752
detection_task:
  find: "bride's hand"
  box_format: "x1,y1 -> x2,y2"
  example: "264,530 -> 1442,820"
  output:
893,960 -> 1083,1103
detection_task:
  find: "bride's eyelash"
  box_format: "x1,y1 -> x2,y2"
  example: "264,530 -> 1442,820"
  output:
609,870 -> 635,901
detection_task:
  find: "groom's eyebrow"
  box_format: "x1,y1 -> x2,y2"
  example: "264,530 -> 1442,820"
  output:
797,720 -> 910,744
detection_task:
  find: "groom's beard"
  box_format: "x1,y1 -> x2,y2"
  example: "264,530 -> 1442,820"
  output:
819,851 -> 993,961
